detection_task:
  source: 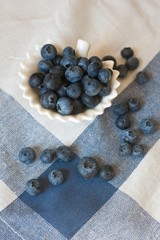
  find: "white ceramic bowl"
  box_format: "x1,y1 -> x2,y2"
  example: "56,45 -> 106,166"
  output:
19,39 -> 120,123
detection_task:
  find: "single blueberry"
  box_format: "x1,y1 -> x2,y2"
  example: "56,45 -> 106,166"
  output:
78,57 -> 90,71
81,93 -> 100,108
123,129 -> 138,144
63,46 -> 76,56
38,60 -> 52,73
98,68 -> 112,83
77,157 -> 99,178
99,165 -> 115,181
121,47 -> 134,59
67,83 -> 82,99
116,115 -> 131,130
43,73 -> 62,90
126,57 -> 139,70
41,44 -> 57,61
56,146 -> 75,162
48,170 -> 64,186
49,65 -> 65,78
40,149 -> 55,163
98,85 -> 111,97
56,97 -> 74,115
40,91 -> 58,110
25,179 -> 42,196
112,103 -> 128,116
56,81 -> 69,97
18,147 -> 36,164
127,98 -> 141,112
72,99 -> 85,114
89,56 -> 102,64
29,72 -> 45,88
140,118 -> 157,134
38,85 -> 49,96
119,143 -> 132,156
102,55 -> 117,69
60,55 -> 78,68
84,78 -> 102,96
87,61 -> 102,78
132,144 -> 144,158
52,54 -> 63,65
117,65 -> 128,78
65,66 -> 84,83
81,75 -> 92,86
135,71 -> 150,85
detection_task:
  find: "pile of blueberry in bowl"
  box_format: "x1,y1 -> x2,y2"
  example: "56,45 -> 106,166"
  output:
19,39 -> 120,122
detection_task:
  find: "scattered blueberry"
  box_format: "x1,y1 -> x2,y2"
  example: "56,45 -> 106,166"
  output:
72,99 -> 85,114
140,118 -> 157,134
116,115 -> 131,130
40,91 -> 58,110
77,157 -> 99,178
84,78 -> 102,96
121,47 -> 134,59
81,93 -> 100,108
98,85 -> 111,96
126,57 -> 139,70
127,98 -> 141,112
67,83 -> 82,99
49,65 -> 65,78
89,56 -> 102,64
135,71 -> 150,85
38,60 -> 52,73
56,146 -> 75,162
29,73 -> 45,88
19,147 -> 36,164
98,68 -> 112,83
41,44 -> 57,61
38,85 -> 49,96
78,57 -> 90,71
43,73 -> 62,90
56,97 -> 74,115
25,179 -> 42,196
123,129 -> 138,144
63,46 -> 75,56
48,170 -> 64,186
40,149 -> 55,163
60,55 -> 78,68
52,55 -> 62,65
102,55 -> 117,69
87,61 -> 102,78
56,81 -> 69,97
132,144 -> 144,158
65,66 -> 84,83
99,165 -> 115,181
117,64 -> 128,78
112,103 -> 128,116
119,143 -> 132,156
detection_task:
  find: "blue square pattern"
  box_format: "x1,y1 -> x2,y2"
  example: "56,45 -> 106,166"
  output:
19,156 -> 117,239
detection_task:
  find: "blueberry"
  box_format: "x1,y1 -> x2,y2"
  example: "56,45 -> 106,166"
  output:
123,129 -> 138,144
38,85 -> 49,96
121,47 -> 134,59
67,83 -> 82,99
78,57 -> 90,71
25,179 -> 42,196
40,91 -> 58,110
65,66 -> 84,83
56,97 -> 74,115
49,66 -> 65,78
63,46 -> 75,56
29,73 -> 45,88
43,73 -> 62,90
81,75 -> 91,86
140,118 -> 157,134
56,146 -> 75,162
40,149 -> 55,163
98,85 -> 111,97
135,71 -> 150,85
84,78 -> 102,96
132,144 -> 144,158
52,55 -> 63,65
116,115 -> 131,130
112,103 -> 128,116
117,65 -> 128,78
98,68 -> 112,83
119,143 -> 132,156
99,165 -> 115,181
126,57 -> 139,70
72,100 -> 85,114
87,61 -> 102,78
41,44 -> 57,61
48,170 -> 64,186
56,81 -> 69,97
89,56 -> 102,64
102,55 -> 117,69
77,157 -> 99,178
38,60 -> 52,73
127,98 -> 141,112
60,55 -> 78,68
19,147 -> 36,164
81,93 -> 100,108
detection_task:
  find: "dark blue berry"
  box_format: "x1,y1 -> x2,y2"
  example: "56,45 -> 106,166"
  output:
127,98 -> 141,112
87,61 -> 102,78
38,85 -> 49,96
56,146 -> 75,162
132,144 -> 144,158
119,143 -> 132,156
38,60 -> 52,73
102,55 -> 117,69
112,103 -> 128,116
48,170 -> 64,186
40,91 -> 58,110
126,57 -> 139,70
123,129 -> 138,144
25,179 -> 42,196
99,165 -> 115,181
121,47 -> 134,59
98,68 -> 112,83
116,115 -> 131,130
81,75 -> 91,86
56,97 -> 74,115
43,73 -> 62,90
81,93 -> 100,108
63,46 -> 75,56
60,55 -> 78,68
89,56 -> 102,64
72,100 -> 85,114
52,55 -> 63,65
67,83 -> 82,99
135,71 -> 150,85
19,147 -> 36,164
29,73 -> 45,88
40,149 -> 55,163
140,118 -> 157,134
65,66 -> 83,83
98,85 -> 111,97
78,57 -> 90,71
77,157 -> 99,178
49,66 -> 65,78
56,81 -> 69,97
84,78 -> 102,96
117,65 -> 128,78
41,44 -> 57,61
